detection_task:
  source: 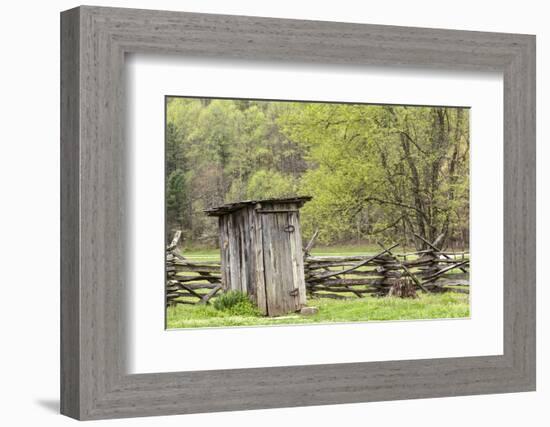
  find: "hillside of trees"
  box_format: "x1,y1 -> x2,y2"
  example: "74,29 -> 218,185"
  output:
166,97 -> 470,249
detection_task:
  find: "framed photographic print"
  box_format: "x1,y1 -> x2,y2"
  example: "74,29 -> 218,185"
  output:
61,5 -> 536,420
163,97 -> 472,328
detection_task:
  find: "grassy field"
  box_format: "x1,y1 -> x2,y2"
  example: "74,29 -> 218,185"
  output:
179,243 -> 469,259
167,244 -> 469,329
180,244 -> 389,261
166,292 -> 469,329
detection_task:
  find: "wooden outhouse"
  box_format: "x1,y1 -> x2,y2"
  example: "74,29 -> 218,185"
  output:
205,197 -> 311,317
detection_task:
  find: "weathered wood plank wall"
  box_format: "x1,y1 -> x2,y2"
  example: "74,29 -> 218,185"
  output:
207,198 -> 311,316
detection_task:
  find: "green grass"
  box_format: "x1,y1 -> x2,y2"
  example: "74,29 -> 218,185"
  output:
169,244 -> 470,329
166,292 -> 470,329
181,244 -> 407,261
180,244 -> 469,260
309,244 -> 381,255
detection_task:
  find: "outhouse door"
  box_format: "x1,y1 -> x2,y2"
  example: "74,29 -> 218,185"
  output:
258,207 -> 307,316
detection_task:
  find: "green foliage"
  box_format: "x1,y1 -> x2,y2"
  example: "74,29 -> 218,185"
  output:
280,104 -> 469,247
212,291 -> 261,316
212,290 -> 248,310
245,169 -> 297,200
166,169 -> 187,230
166,97 -> 470,249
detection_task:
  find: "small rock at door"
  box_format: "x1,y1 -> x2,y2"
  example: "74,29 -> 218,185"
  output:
300,306 -> 319,316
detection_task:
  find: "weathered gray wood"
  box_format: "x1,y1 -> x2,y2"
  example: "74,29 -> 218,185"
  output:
169,282 -> 221,289
169,300 -> 196,305
243,208 -> 254,297
166,292 -> 196,299
171,275 -> 221,283
310,293 -> 350,300
307,269 -> 385,278
199,284 -> 222,304
289,207 -> 307,307
211,200 -> 308,316
219,216 -> 230,290
274,208 -> 294,314
252,205 -> 267,315
422,261 -> 470,284
310,244 -> 399,281
60,7 -> 80,419
413,233 -> 469,273
167,230 -> 182,251
377,242 -> 428,292
166,240 -> 224,305
174,259 -> 221,266
309,278 -> 387,286
227,213 -> 241,292
303,228 -> 319,257
261,204 -> 295,315
61,5 -> 535,420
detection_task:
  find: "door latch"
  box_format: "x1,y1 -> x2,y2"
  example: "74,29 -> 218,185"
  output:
284,225 -> 295,233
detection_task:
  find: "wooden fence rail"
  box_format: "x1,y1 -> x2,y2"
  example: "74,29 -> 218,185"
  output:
166,232 -> 222,306
166,231 -> 469,306
304,235 -> 469,299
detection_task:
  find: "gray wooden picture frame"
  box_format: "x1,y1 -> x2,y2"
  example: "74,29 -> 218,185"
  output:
61,5 -> 536,420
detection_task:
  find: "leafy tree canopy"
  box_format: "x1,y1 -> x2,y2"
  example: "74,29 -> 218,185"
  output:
166,97 -> 469,249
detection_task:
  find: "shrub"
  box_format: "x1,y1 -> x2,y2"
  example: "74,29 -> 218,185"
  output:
213,290 -> 247,310
212,291 -> 261,316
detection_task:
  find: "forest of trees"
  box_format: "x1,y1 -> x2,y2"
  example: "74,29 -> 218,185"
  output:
166,97 -> 470,249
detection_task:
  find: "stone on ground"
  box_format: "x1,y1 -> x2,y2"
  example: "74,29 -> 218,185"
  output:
300,306 -> 319,315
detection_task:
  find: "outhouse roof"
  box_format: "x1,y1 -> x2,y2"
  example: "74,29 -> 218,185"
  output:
204,196 -> 312,217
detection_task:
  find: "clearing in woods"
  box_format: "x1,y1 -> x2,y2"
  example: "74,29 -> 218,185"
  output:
166,247 -> 470,329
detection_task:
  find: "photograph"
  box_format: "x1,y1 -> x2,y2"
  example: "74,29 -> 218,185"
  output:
48,2 -> 537,422
165,96 -> 471,328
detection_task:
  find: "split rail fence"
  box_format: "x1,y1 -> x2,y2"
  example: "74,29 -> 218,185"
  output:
166,231 -> 469,306
166,231 -> 222,306
303,233 -> 469,300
